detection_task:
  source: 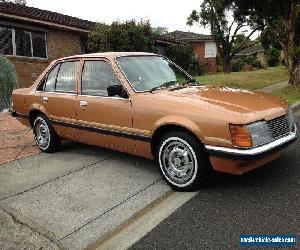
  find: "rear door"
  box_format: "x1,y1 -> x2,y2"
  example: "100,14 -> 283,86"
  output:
76,58 -> 135,152
40,60 -> 80,138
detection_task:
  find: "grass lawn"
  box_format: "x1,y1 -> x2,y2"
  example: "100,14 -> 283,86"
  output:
196,66 -> 289,90
272,85 -> 300,105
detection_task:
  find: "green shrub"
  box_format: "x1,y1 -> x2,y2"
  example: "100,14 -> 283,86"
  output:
266,47 -> 280,67
87,20 -> 155,53
216,54 -> 222,66
232,56 -> 263,72
232,58 -> 244,72
0,57 -> 17,111
165,43 -> 205,76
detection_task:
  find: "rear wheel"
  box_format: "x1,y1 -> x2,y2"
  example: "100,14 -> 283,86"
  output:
157,130 -> 212,191
33,114 -> 60,153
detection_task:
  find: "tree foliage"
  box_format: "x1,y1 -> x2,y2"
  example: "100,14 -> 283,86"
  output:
232,0 -> 300,84
0,57 -> 17,110
152,26 -> 168,35
187,0 -> 262,73
165,44 -> 205,76
87,20 -> 155,53
0,0 -> 26,5
266,47 -> 280,67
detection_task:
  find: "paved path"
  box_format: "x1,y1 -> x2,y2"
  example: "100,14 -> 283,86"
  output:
0,112 -> 40,165
0,142 -> 170,249
259,81 -> 289,93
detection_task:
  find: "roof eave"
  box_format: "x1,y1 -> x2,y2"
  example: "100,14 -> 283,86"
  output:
0,13 -> 90,33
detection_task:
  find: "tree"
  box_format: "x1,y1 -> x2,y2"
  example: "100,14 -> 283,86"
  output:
87,23 -> 110,52
266,47 -> 280,67
0,57 -> 17,110
233,0 -> 300,84
165,43 -> 205,76
152,26 -> 168,36
87,20 -> 155,53
0,0 -> 26,5
187,0 -> 262,73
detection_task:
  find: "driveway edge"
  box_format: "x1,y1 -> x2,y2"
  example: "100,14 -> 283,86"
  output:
291,101 -> 300,113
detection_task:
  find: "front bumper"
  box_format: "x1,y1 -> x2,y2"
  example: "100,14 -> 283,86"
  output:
205,123 -> 297,161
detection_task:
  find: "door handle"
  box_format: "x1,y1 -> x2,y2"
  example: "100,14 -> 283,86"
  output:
42,96 -> 48,103
79,101 -> 88,108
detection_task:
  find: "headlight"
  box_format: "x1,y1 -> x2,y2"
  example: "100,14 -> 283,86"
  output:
246,121 -> 273,147
230,121 -> 273,148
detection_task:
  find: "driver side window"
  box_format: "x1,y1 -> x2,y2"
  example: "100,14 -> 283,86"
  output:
81,60 -> 121,96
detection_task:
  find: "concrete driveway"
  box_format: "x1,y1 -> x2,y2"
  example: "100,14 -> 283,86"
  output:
0,141 -> 170,249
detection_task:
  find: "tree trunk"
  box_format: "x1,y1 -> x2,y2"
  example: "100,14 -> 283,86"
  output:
222,57 -> 232,74
289,59 -> 300,85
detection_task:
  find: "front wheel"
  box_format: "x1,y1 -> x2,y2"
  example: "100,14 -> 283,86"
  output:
157,131 -> 212,191
33,114 -> 61,153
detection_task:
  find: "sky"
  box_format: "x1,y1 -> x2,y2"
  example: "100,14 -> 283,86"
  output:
26,0 -> 209,34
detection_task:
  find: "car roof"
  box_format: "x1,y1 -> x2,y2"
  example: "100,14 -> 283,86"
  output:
59,52 -> 158,61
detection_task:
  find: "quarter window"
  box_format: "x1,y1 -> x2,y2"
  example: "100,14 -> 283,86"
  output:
44,64 -> 60,92
55,61 -> 79,93
81,60 -> 121,96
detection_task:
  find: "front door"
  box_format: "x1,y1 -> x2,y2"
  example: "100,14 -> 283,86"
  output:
76,59 -> 135,152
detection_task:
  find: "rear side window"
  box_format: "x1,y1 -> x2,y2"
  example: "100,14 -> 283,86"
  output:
55,61 -> 80,93
44,64 -> 60,92
81,60 -> 120,96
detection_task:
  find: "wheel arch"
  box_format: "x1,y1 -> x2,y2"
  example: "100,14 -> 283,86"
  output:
28,103 -> 49,127
29,109 -> 47,127
151,117 -> 205,157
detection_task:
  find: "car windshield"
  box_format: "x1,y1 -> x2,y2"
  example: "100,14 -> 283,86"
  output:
116,56 -> 195,92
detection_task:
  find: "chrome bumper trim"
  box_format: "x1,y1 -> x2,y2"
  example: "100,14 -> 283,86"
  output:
205,123 -> 297,160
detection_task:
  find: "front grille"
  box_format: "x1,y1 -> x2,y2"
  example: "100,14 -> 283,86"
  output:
267,113 -> 293,139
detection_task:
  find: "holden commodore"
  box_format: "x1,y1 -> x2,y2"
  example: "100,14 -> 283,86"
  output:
11,52 -> 297,191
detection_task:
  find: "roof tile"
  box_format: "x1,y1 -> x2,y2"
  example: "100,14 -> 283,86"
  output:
0,2 -> 94,30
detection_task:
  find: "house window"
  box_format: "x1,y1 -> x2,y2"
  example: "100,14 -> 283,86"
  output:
32,32 -> 47,58
0,27 -> 13,55
15,29 -> 32,57
205,41 -> 217,58
0,25 -> 47,58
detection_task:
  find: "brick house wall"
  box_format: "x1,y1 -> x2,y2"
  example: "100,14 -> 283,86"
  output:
0,2 -> 94,89
8,29 -> 83,88
156,31 -> 217,73
193,42 -> 217,73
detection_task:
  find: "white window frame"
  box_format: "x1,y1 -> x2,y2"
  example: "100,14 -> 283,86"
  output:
205,41 -> 217,59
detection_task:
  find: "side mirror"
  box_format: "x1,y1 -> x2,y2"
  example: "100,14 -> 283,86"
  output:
107,85 -> 127,98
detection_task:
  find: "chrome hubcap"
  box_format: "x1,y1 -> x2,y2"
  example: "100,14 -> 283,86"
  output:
159,137 -> 197,186
34,118 -> 50,149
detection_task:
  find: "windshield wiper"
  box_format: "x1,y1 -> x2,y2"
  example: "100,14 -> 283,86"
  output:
168,79 -> 200,91
184,78 -> 199,86
149,81 -> 178,93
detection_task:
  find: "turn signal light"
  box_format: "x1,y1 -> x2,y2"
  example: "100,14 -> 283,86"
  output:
229,125 -> 253,148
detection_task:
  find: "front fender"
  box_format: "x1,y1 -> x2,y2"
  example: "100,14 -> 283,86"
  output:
152,115 -> 204,142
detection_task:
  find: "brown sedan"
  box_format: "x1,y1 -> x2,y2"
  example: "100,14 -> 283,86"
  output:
11,52 -> 297,191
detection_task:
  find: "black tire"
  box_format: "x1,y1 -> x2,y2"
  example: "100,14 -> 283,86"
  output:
156,130 -> 212,191
33,114 -> 61,153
